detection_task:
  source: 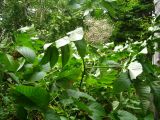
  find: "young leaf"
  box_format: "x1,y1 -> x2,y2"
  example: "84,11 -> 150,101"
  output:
17,46 -> 36,63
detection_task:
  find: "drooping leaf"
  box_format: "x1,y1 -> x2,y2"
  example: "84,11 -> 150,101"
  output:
17,46 -> 36,63
74,39 -> 86,58
113,72 -> 131,93
41,46 -> 59,67
117,110 -> 137,120
44,107 -> 61,120
61,45 -> 70,67
13,85 -> 50,110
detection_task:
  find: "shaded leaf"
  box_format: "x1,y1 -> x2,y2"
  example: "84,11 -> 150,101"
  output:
88,102 -> 106,120
61,45 -> 70,67
74,39 -> 86,58
13,85 -> 50,110
67,89 -> 95,101
41,46 -> 59,67
44,108 -> 60,120
113,72 -> 131,93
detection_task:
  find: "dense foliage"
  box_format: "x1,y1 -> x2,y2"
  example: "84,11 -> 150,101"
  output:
0,0 -> 160,120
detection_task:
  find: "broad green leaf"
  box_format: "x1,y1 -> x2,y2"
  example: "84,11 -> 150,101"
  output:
75,101 -> 92,114
135,85 -> 151,113
17,46 -> 36,63
88,102 -> 106,120
30,71 -> 46,81
61,45 -> 70,67
117,110 -> 137,120
44,108 -> 60,120
13,85 -> 50,110
67,89 -> 95,101
74,39 -> 86,58
60,98 -> 74,106
151,84 -> 160,110
113,72 -> 131,93
0,52 -> 17,71
128,61 -> 143,80
41,46 -> 59,67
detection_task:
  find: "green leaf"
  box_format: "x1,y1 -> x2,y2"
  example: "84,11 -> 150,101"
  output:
74,101 -> 92,114
61,45 -> 70,67
113,72 -> 131,93
67,89 -> 95,101
16,105 -> 27,120
44,108 -> 60,120
30,71 -> 46,81
88,102 -> 106,120
13,85 -> 50,110
136,85 -> 151,113
17,46 -> 36,63
117,110 -> 137,120
74,40 -> 87,58
41,46 -> 59,67
151,84 -> 160,110
0,52 -> 17,71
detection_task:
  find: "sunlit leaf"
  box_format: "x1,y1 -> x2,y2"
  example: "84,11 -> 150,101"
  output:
128,61 -> 143,80
67,27 -> 84,41
17,46 -> 36,63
